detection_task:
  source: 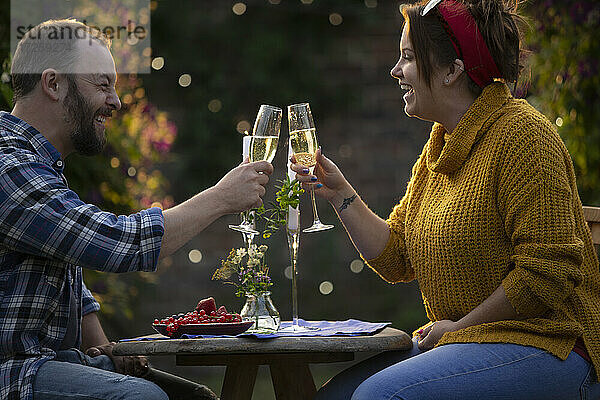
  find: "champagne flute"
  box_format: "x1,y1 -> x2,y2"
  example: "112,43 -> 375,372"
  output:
228,134 -> 259,235
229,105 -> 282,234
279,142 -> 316,333
288,103 -> 334,233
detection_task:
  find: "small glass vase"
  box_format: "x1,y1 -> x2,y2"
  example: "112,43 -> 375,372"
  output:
240,292 -> 281,333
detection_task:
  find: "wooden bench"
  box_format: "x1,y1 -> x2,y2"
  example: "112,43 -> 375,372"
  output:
583,205 -> 600,251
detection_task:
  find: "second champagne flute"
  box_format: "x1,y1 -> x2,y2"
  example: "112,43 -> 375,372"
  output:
288,103 -> 334,233
229,105 -> 282,235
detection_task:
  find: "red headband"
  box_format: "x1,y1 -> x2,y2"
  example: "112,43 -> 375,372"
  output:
433,0 -> 501,88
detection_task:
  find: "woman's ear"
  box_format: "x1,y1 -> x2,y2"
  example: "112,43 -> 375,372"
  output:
443,59 -> 465,86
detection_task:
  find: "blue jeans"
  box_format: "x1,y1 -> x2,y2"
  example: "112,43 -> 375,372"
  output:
33,349 -> 168,400
316,338 -> 600,400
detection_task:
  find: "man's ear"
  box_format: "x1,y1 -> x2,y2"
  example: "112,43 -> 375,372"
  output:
40,69 -> 64,101
443,59 -> 465,86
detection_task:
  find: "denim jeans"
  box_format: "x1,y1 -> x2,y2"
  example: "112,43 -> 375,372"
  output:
33,349 -> 168,400
316,337 -> 600,400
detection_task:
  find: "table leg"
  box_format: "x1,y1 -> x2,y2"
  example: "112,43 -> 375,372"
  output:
269,362 -> 316,400
220,363 -> 259,400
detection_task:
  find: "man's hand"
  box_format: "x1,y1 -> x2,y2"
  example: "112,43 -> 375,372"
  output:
417,320 -> 460,350
212,160 -> 274,213
86,341 -> 149,377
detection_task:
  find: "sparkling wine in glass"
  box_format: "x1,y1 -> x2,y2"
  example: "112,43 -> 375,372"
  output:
229,105 -> 282,235
288,103 -> 334,233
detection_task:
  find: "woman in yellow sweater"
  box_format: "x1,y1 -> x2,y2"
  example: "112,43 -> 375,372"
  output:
292,0 -> 600,399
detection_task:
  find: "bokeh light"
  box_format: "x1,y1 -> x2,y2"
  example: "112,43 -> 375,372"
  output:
365,0 -> 377,8
555,74 -> 563,84
122,94 -> 133,105
556,117 -> 564,127
127,167 -> 137,177
151,57 -> 165,70
178,74 -> 192,87
329,13 -> 343,26
110,157 -> 120,168
284,265 -> 293,279
237,120 -> 251,134
188,249 -> 203,264
350,259 -> 364,274
127,35 -> 139,46
232,2 -> 247,15
319,281 -> 334,295
208,99 -> 223,113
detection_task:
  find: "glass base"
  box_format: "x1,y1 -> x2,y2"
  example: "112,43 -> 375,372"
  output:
303,222 -> 334,233
229,224 -> 260,235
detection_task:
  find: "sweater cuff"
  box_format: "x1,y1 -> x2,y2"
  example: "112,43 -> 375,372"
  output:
502,268 -> 548,317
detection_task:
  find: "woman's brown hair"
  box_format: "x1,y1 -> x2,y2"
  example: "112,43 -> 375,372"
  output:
401,0 -> 527,96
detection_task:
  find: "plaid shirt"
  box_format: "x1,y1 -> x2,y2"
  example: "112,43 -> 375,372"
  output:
0,112 -> 165,400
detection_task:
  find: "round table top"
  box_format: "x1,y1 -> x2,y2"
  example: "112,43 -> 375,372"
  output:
114,327 -> 412,356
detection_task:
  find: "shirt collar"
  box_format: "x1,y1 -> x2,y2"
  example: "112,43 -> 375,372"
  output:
426,82 -> 512,174
0,111 -> 65,172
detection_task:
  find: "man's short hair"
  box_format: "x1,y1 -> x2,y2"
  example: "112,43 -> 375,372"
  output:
11,19 -> 111,103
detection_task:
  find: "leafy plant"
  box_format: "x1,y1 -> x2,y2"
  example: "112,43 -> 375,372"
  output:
255,176 -> 304,238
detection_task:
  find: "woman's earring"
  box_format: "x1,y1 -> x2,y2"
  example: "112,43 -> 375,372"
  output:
444,79 -> 449,84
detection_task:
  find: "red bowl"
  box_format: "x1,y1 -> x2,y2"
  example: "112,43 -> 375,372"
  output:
152,321 -> 254,338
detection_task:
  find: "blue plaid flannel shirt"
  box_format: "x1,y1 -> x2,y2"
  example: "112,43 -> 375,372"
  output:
0,112 -> 165,400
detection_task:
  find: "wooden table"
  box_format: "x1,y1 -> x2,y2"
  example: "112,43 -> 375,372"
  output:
114,327 -> 412,400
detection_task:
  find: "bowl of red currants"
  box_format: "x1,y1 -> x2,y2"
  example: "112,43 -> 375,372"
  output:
152,297 -> 253,338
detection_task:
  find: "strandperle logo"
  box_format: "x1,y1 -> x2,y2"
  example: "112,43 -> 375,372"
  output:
10,0 -> 151,74
15,19 -> 148,43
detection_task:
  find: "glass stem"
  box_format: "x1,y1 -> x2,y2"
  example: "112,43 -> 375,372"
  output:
287,230 -> 300,329
309,186 -> 321,224
243,211 -> 256,248
243,232 -> 255,249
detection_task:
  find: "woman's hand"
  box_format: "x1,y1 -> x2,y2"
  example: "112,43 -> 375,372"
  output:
416,320 -> 460,350
290,147 -> 353,204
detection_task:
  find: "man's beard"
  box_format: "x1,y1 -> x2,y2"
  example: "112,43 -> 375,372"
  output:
63,75 -> 107,156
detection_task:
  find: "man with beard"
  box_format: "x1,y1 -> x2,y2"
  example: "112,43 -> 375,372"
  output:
1,19 -> 272,400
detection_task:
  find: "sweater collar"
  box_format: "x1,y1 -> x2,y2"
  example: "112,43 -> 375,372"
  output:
426,82 -> 512,174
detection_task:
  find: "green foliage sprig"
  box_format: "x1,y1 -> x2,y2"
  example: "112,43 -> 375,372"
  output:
255,176 -> 304,238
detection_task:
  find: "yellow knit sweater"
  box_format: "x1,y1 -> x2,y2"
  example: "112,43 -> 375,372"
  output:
366,82 -> 600,375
